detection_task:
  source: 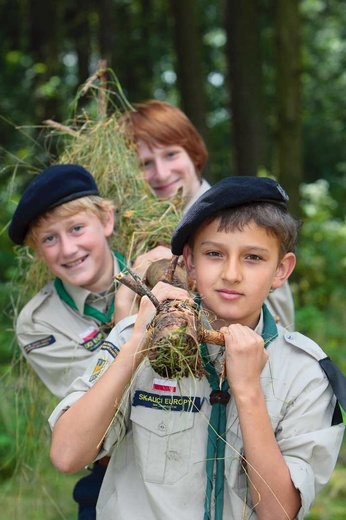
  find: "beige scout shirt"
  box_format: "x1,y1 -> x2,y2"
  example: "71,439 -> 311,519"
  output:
16,255 -> 123,399
49,312 -> 344,520
185,178 -> 295,331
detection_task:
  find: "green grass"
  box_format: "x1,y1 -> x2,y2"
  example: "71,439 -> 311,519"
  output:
1,461 -> 86,520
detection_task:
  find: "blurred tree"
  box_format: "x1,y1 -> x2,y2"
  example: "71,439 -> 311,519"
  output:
65,0 -> 92,87
26,0 -> 65,123
169,0 -> 209,147
224,0 -> 268,178
274,0 -> 303,215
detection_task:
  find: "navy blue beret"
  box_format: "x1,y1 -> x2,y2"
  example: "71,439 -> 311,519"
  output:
171,176 -> 289,255
9,164 -> 99,245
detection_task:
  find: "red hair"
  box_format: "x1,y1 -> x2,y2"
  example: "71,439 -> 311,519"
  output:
120,100 -> 208,177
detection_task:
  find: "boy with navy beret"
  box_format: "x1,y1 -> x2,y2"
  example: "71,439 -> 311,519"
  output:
49,176 -> 345,520
123,99 -> 295,331
9,164 -> 127,519
9,164 -> 126,398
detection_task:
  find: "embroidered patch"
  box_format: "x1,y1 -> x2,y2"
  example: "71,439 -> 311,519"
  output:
152,378 -> 177,393
132,390 -> 204,412
81,329 -> 104,352
100,341 -> 120,359
80,326 -> 99,342
24,335 -> 56,354
89,356 -> 109,384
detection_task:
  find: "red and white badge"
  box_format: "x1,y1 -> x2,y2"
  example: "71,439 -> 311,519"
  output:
152,378 -> 177,393
80,326 -> 99,342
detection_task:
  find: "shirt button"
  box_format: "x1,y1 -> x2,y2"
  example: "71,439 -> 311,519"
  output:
158,422 -> 166,432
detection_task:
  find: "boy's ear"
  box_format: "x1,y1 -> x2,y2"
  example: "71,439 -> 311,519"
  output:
103,209 -> 115,237
272,252 -> 296,289
182,243 -> 196,280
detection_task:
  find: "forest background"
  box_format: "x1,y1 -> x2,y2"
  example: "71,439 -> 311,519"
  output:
0,0 -> 345,519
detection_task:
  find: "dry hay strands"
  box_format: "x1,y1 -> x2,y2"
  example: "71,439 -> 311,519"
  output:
146,299 -> 226,380
147,299 -> 205,380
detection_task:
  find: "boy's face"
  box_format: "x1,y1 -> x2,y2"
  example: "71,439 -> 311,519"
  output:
35,209 -> 114,293
137,139 -> 201,202
184,219 -> 295,330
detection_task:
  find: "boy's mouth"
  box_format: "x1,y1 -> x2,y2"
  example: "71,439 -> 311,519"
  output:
63,255 -> 88,268
153,178 -> 180,195
217,289 -> 243,300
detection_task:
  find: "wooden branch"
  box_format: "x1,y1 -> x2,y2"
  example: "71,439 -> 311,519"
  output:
115,270 -> 160,309
164,255 -> 180,283
199,327 -> 225,346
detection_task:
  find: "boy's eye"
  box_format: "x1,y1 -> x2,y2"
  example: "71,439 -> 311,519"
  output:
141,159 -> 153,169
72,224 -> 84,234
206,250 -> 222,257
42,235 -> 56,245
246,254 -> 262,261
166,150 -> 178,159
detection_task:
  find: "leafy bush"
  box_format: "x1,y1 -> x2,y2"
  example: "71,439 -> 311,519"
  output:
292,178 -> 346,371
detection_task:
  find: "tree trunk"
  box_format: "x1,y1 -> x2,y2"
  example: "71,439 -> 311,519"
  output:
169,0 -> 209,150
275,0 -> 302,216
69,0 -> 92,86
98,0 -> 115,71
224,0 -> 267,177
27,0 -> 62,122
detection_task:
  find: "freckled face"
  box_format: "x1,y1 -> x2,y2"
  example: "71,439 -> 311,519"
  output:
137,139 -> 201,203
35,210 -> 114,293
184,220 -> 284,329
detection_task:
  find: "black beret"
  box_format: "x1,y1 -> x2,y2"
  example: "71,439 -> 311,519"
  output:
171,176 -> 289,255
9,164 -> 99,245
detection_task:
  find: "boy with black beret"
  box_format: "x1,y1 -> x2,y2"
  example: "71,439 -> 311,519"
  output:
9,164 -> 126,519
9,164 -> 126,398
122,99 -> 295,331
49,176 -> 345,520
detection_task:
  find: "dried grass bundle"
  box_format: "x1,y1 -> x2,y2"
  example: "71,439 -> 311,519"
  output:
13,70 -> 184,306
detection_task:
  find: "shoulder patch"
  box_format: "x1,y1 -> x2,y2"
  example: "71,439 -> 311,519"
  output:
89,355 -> 109,384
100,341 -> 120,359
24,335 -> 56,354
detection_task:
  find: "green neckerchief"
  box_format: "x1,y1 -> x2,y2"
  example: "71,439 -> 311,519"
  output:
198,302 -> 278,520
54,251 -> 126,324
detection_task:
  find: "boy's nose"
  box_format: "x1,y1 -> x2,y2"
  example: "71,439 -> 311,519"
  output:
222,259 -> 242,283
153,159 -> 169,181
60,235 -> 78,256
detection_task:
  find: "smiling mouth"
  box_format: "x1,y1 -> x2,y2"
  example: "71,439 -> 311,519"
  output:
64,256 -> 88,268
153,179 -> 180,192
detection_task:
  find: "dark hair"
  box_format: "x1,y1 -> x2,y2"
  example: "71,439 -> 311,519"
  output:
190,203 -> 300,260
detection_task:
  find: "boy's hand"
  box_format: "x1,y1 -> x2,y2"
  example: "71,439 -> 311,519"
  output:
221,324 -> 268,394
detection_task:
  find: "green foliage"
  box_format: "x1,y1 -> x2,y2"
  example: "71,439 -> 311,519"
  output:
292,178 -> 346,372
301,0 -> 346,183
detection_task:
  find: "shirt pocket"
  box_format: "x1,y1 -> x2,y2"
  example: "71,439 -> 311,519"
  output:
130,404 -> 195,484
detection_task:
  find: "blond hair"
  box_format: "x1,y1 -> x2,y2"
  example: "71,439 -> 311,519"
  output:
25,195 -> 115,250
